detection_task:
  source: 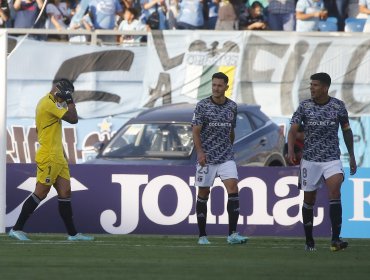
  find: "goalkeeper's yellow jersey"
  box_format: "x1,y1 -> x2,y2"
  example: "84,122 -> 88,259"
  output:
35,93 -> 68,164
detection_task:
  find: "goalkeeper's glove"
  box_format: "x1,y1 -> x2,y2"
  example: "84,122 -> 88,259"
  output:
55,79 -> 75,104
64,92 -> 74,104
56,90 -> 74,104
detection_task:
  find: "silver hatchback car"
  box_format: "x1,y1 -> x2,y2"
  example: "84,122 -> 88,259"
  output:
87,103 -> 286,166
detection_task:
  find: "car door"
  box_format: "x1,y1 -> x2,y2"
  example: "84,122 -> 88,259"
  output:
233,112 -> 273,166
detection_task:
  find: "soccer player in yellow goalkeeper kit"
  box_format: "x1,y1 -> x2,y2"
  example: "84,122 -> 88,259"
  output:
9,79 -> 94,241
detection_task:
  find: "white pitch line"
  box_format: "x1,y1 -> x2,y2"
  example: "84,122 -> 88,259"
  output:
0,241 -> 311,249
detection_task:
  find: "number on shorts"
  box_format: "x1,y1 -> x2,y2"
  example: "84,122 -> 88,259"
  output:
302,167 -> 307,178
198,165 -> 209,174
48,165 -> 51,175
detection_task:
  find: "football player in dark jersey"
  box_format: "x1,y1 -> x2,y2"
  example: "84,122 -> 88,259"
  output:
288,72 -> 357,251
192,72 -> 248,245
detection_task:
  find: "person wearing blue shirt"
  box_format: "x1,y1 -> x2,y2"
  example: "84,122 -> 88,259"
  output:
140,0 -> 168,30
176,0 -> 204,29
359,0 -> 370,32
89,0 -> 123,30
296,0 -> 328,32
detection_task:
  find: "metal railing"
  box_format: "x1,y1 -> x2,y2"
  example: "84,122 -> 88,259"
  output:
5,28 -> 149,45
5,27 -> 370,47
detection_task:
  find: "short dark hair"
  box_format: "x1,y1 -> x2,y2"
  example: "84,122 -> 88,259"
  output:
55,79 -> 74,92
126,7 -> 138,18
310,72 -> 331,87
251,1 -> 263,9
212,72 -> 229,84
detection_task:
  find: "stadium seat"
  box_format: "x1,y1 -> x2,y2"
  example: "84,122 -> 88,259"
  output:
344,18 -> 366,32
318,17 -> 338,32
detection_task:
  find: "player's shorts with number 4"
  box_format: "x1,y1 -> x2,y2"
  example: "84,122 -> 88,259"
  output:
299,159 -> 344,191
36,160 -> 70,186
195,160 -> 238,187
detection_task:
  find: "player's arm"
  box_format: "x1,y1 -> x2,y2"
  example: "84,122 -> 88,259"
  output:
230,128 -> 235,144
342,124 -> 357,175
55,79 -> 78,124
62,103 -> 78,124
192,124 -> 206,166
287,123 -> 300,165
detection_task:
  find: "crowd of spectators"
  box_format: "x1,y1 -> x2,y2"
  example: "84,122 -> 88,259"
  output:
0,0 -> 369,42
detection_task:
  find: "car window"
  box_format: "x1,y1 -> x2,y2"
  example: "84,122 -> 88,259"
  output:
235,113 -> 253,141
102,123 -> 193,158
250,114 -> 265,129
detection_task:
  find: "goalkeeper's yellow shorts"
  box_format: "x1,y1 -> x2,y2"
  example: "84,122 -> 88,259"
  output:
36,160 -> 70,186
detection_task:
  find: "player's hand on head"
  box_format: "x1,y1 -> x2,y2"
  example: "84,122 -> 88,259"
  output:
63,92 -> 74,104
55,79 -> 74,104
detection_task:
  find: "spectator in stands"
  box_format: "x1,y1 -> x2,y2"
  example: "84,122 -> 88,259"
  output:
45,0 -> 72,31
336,0 -> 350,31
267,0 -> 296,31
140,0 -> 168,30
215,0 -> 239,29
88,0 -> 124,43
243,0 -> 267,30
296,0 -> 328,31
324,0 -> 349,31
205,0 -> 220,29
176,0 -> 204,29
249,0 -> 268,8
359,0 -> 370,32
13,0 -> 44,28
348,0 -> 360,18
69,0 -> 89,25
0,0 -> 10,28
68,8 -> 94,42
166,0 -> 179,29
121,0 -> 136,9
118,7 -> 146,44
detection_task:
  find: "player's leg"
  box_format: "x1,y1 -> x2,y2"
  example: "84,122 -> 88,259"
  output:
197,187 -> 210,244
223,178 -> 239,234
9,163 -> 53,241
54,163 -> 93,241
299,159 -> 323,251
54,174 -> 77,237
302,190 -> 317,251
220,161 -> 247,244
195,163 -> 216,245
325,171 -> 347,251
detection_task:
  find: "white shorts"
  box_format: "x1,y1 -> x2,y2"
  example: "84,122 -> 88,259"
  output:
299,159 -> 344,192
195,160 -> 238,187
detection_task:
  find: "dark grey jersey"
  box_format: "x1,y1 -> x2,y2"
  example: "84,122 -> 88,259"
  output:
192,97 -> 237,164
290,97 -> 349,162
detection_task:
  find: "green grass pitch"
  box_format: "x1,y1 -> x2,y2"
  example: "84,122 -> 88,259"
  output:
1,234 -> 370,280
